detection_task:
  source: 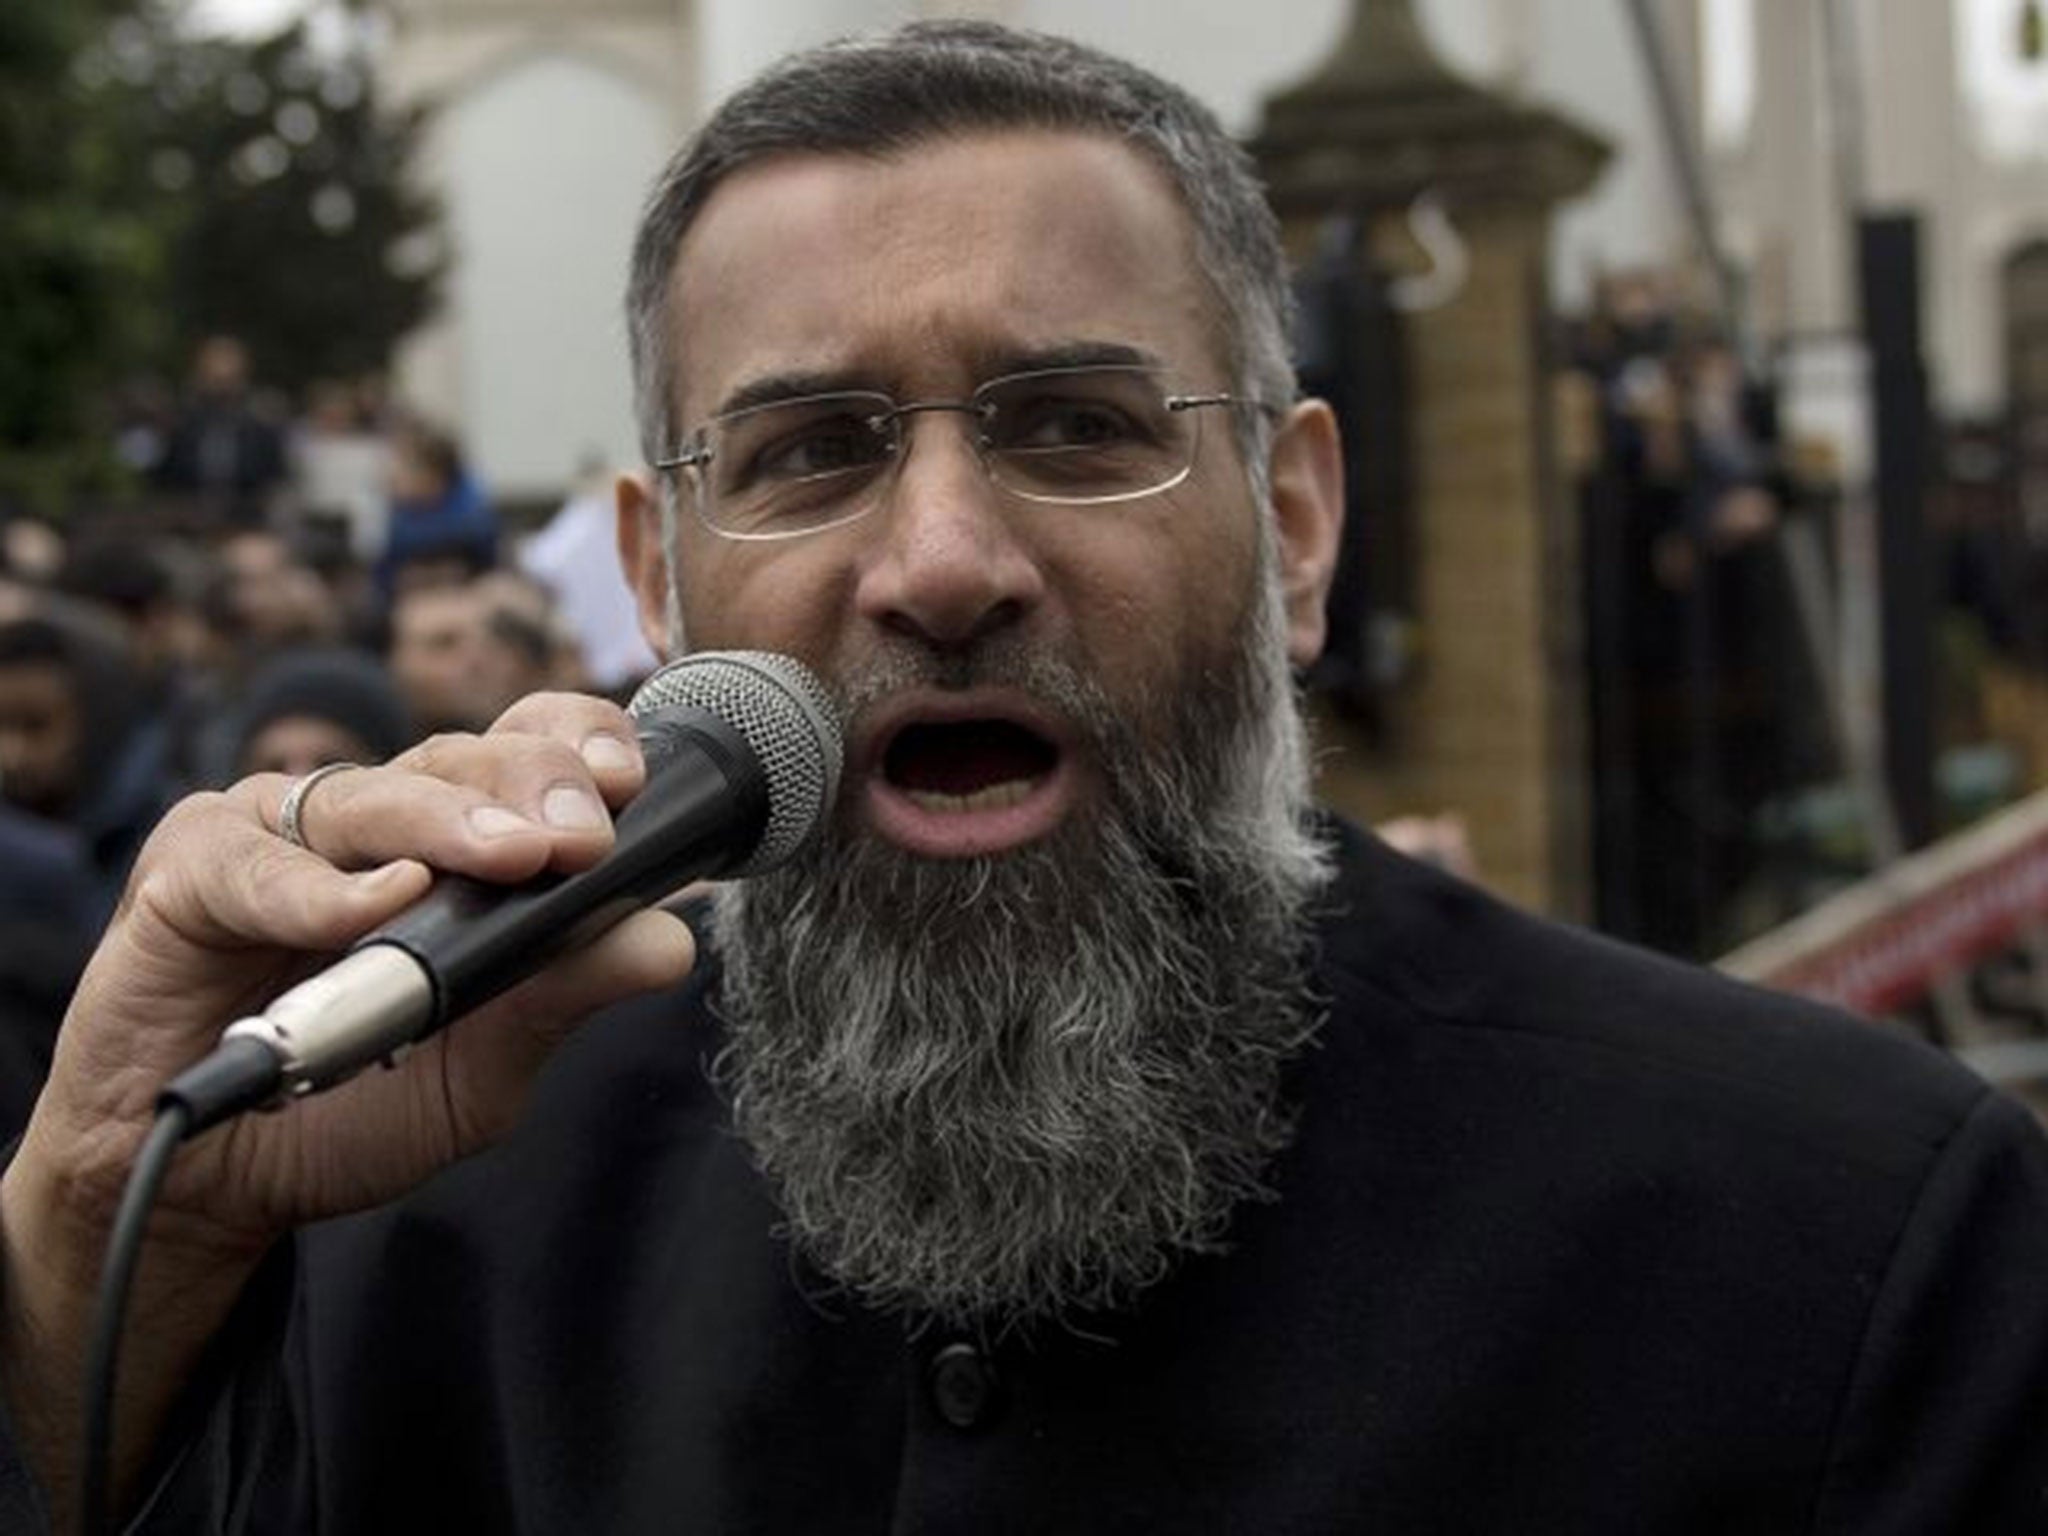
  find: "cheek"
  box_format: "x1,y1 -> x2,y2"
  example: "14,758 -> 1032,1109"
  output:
674,536 -> 858,668
1060,500 -> 1258,680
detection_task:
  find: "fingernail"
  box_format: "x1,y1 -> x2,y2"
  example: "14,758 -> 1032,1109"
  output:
543,784 -> 607,830
468,805 -> 533,838
581,733 -> 636,771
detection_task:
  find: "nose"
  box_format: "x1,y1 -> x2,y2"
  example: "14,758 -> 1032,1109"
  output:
851,413 -> 1046,648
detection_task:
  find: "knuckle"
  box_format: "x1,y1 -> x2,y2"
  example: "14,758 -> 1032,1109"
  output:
129,791 -> 240,881
403,732 -> 480,779
127,818 -> 266,932
220,775 -> 280,812
496,690 -> 626,738
148,789 -> 219,844
509,736 -> 588,783
121,857 -> 183,928
584,697 -> 635,733
174,786 -> 240,825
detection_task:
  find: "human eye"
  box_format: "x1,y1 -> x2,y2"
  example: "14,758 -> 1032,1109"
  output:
997,393 -> 1145,452
701,398 -> 893,536
719,401 -> 889,494
987,369 -> 1173,458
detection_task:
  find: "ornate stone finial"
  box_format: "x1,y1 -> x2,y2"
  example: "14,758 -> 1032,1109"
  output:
1289,0 -> 1467,100
1250,0 -> 1609,217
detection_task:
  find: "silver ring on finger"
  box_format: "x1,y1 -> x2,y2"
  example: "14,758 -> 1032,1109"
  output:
278,761 -> 363,850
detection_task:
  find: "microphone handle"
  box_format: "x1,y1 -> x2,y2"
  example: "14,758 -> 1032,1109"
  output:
369,707 -> 764,1026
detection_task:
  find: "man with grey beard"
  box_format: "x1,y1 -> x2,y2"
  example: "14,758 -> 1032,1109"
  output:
718,617 -> 1323,1326
3,21 -> 2047,1536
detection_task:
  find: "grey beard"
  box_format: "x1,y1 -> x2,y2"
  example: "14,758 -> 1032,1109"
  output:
710,578 -> 1330,1329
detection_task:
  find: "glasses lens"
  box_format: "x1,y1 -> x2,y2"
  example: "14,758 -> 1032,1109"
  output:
979,366 -> 1195,504
701,393 -> 896,537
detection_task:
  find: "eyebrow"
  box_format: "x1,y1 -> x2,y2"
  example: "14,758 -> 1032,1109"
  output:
705,339 -> 1167,421
992,339 -> 1162,376
712,369 -> 871,420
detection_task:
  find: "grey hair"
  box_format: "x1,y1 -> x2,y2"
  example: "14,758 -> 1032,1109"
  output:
626,20 -> 1298,478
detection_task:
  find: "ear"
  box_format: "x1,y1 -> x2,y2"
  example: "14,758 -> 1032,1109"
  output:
615,470 -> 676,659
1264,398 -> 1345,667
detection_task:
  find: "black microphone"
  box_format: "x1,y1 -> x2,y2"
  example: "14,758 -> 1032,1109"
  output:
163,650 -> 840,1130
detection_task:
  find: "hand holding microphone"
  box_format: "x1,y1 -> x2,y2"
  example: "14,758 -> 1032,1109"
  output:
6,651 -> 830,1382
172,650 -> 841,1122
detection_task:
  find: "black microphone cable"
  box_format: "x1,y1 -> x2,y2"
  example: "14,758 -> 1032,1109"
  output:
79,1099 -> 185,1536
78,1041 -> 275,1536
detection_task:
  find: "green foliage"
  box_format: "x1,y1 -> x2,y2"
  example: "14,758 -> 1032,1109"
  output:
0,0 -> 165,516
0,0 -> 445,518
131,16 -> 447,396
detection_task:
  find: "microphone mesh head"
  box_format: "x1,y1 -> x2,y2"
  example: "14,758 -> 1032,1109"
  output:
627,650 -> 842,874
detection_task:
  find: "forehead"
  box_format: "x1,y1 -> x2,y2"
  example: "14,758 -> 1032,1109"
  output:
667,129 -> 1219,421
396,588 -> 478,630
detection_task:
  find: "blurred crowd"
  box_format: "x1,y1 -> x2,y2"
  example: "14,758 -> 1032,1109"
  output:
1560,269 -> 1831,958
1560,267 -> 2048,958
0,334 -> 657,1134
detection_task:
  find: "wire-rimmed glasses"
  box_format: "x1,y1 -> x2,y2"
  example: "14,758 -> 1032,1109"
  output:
651,363 -> 1242,541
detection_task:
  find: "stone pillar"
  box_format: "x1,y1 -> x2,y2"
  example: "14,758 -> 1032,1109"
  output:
1250,0 -> 1608,918
379,0 -> 696,503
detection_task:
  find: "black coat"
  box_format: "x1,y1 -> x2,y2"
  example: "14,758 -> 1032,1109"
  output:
14,819 -> 2048,1531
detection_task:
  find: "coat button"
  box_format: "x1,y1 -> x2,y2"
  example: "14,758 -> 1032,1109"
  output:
929,1342 -> 998,1430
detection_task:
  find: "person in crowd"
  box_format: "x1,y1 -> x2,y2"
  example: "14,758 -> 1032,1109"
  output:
474,568 -> 592,693
226,647 -> 414,781
1564,280 -> 1827,954
1,23 -> 2044,1535
201,528 -> 346,660
382,534 -> 498,605
375,424 -> 497,602
0,803 -> 95,1141
0,605 -> 179,919
149,335 -> 289,529
175,529 -> 349,777
53,535 -> 217,782
53,537 -> 207,691
209,529 -> 323,645
381,580 -> 480,735
384,578 -> 537,736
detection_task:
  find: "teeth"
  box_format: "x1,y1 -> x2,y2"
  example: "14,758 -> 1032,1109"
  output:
902,779 -> 1036,814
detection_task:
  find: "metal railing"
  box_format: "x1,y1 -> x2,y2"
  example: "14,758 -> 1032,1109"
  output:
1719,788 -> 2048,1094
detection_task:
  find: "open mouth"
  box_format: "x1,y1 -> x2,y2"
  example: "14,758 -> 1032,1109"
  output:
860,702 -> 1078,857
883,718 -> 1060,811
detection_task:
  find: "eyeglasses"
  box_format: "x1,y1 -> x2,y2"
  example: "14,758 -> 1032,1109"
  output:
651,363 -> 1243,542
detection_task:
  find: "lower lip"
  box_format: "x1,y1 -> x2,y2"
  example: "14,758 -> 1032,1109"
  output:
861,757 -> 1079,858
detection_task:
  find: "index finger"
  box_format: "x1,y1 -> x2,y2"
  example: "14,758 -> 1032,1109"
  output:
489,691 -> 646,805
